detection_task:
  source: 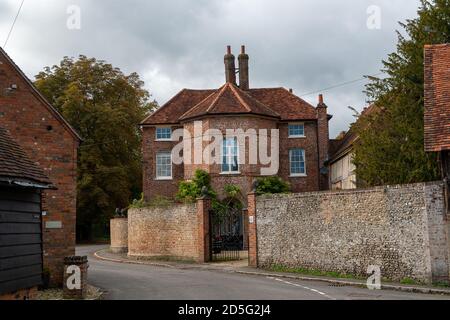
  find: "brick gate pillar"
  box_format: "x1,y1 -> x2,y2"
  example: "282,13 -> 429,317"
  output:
247,192 -> 258,267
197,196 -> 211,263
63,256 -> 88,300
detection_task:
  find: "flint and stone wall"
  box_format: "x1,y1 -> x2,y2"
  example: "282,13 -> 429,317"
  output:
110,218 -> 128,253
254,182 -> 449,284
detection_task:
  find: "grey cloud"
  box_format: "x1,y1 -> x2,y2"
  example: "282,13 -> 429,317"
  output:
0,0 -> 421,136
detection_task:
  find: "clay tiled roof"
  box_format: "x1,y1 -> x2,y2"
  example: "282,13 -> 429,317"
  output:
424,43 -> 450,152
142,85 -> 318,125
0,127 -> 53,187
179,83 -> 280,121
248,88 -> 318,120
329,104 -> 379,163
142,89 -> 215,125
328,130 -> 358,163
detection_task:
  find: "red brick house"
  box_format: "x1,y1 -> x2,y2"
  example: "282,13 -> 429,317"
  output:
424,43 -> 450,208
0,126 -> 53,299
141,46 -> 331,202
0,47 -> 81,286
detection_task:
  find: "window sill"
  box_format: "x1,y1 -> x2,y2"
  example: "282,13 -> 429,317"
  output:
289,174 -> 307,178
220,172 -> 241,176
288,135 -> 306,139
155,139 -> 172,142
155,177 -> 173,181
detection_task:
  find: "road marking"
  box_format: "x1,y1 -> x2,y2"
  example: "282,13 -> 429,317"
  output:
268,277 -> 336,300
93,250 -> 176,269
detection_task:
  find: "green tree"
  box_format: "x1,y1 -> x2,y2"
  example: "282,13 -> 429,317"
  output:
353,0 -> 449,186
35,56 -> 157,240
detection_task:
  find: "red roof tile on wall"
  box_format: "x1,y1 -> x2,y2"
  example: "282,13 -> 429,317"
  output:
424,43 -> 450,152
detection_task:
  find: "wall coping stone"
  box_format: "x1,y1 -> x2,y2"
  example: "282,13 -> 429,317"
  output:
256,181 -> 444,200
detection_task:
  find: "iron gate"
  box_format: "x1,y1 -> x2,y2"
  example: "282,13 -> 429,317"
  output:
209,204 -> 245,261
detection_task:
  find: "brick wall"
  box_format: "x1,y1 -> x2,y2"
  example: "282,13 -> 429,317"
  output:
143,115 -> 322,203
253,182 -> 449,284
142,126 -> 183,201
128,199 -> 210,262
0,53 -> 79,286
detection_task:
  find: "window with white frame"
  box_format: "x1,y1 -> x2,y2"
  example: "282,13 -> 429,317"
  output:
290,148 -> 306,176
288,123 -> 305,138
156,152 -> 172,179
155,127 -> 172,140
221,137 -> 239,173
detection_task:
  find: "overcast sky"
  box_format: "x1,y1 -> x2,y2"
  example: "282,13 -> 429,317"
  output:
0,0 -> 421,137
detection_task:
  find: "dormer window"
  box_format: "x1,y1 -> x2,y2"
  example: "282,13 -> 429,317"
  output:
155,127 -> 172,141
288,123 -> 305,138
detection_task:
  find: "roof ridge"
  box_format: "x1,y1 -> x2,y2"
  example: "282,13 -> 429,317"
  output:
206,84 -> 229,113
240,87 -> 280,117
178,86 -> 222,120
229,84 -> 252,112
0,47 -> 82,141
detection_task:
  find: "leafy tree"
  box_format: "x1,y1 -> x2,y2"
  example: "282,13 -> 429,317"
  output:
35,56 -> 157,240
353,0 -> 449,186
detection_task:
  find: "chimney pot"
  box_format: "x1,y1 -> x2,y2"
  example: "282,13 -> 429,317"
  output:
319,94 -> 324,104
238,45 -> 249,90
224,46 -> 236,84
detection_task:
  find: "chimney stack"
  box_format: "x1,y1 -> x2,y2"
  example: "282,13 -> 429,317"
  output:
224,46 -> 236,85
238,45 -> 249,90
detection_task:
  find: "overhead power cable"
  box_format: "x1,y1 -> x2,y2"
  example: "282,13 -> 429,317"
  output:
3,0 -> 25,48
299,72 -> 385,97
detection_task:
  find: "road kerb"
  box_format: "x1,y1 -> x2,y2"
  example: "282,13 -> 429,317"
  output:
93,249 -> 450,296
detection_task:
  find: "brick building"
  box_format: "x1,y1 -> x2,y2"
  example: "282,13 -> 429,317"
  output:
0,47 -> 81,286
141,46 -> 332,202
0,126 -> 53,299
327,104 -> 379,190
424,43 -> 450,210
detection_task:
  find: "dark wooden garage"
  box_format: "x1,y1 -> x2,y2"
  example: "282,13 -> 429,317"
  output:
0,127 -> 53,298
